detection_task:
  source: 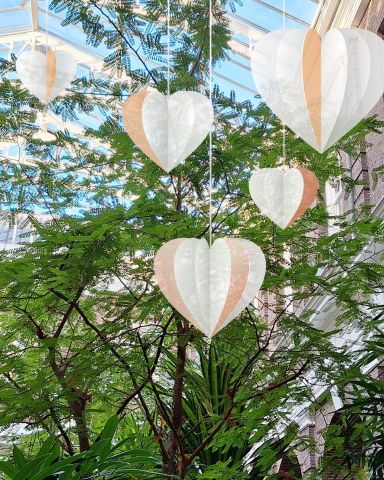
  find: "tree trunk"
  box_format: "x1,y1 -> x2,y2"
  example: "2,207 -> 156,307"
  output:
69,393 -> 90,452
48,348 -> 90,452
163,319 -> 187,478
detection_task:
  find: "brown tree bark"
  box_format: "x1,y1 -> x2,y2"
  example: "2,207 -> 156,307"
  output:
19,304 -> 92,453
68,393 -> 90,452
162,318 -> 188,478
48,349 -> 91,452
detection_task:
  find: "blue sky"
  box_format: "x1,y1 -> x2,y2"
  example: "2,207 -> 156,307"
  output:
1,0 -> 318,102
0,0 -> 319,214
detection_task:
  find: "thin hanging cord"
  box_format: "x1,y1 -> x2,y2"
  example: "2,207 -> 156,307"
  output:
209,0 -> 213,246
282,0 -> 286,165
45,0 -> 48,50
45,0 -> 49,111
167,0 -> 170,95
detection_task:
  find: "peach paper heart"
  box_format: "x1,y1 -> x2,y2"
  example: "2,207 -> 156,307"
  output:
122,90 -> 213,172
154,237 -> 266,338
16,46 -> 77,104
251,28 -> 384,152
249,167 -> 319,229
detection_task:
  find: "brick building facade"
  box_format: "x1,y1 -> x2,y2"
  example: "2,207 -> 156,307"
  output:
258,1 -> 384,478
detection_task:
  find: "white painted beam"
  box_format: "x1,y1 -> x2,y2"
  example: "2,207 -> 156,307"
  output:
250,0 -> 311,27
31,0 -> 39,32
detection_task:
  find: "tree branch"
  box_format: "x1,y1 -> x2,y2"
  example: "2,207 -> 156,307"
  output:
50,288 -> 170,460
54,287 -> 84,338
90,1 -> 159,86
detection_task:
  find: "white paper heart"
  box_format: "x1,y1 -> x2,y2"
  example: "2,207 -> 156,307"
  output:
251,28 -> 384,152
249,167 -> 319,229
122,90 -> 214,172
154,237 -> 266,338
16,47 -> 77,104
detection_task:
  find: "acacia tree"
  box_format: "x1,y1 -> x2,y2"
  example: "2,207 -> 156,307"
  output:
311,319 -> 384,480
0,1 -> 383,478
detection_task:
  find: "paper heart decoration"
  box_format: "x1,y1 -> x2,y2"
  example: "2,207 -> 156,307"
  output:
154,237 -> 266,337
122,90 -> 214,172
16,47 -> 77,104
249,167 -> 319,229
251,28 -> 384,152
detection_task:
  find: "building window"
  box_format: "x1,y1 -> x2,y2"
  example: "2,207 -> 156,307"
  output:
378,17 -> 384,38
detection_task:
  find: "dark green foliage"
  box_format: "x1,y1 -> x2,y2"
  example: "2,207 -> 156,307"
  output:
316,318 -> 384,480
0,0 -> 383,479
0,416 -> 163,479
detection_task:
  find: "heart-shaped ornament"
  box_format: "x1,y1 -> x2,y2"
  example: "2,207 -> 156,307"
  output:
16,47 -> 77,104
251,28 -> 384,152
249,167 -> 319,229
154,237 -> 266,338
122,90 -> 214,172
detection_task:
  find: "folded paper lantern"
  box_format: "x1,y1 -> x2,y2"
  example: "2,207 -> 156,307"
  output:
249,167 -> 319,229
16,46 -> 77,104
154,237 -> 266,338
251,28 -> 384,152
122,90 -> 214,172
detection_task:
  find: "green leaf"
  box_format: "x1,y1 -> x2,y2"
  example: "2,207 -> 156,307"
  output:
12,445 -> 27,469
0,460 -> 18,479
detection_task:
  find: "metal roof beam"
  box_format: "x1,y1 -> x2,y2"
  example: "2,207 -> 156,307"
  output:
229,37 -> 252,59
214,72 -> 258,96
31,0 -> 39,32
1,6 -> 261,96
10,17 -> 257,95
0,26 -> 33,38
0,7 -> 27,14
250,0 -> 311,26
227,12 -> 270,34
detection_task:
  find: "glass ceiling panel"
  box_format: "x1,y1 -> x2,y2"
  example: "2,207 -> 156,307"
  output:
0,0 -> 319,213
0,0 -> 319,140
0,10 -> 30,29
0,0 -> 319,220
0,0 -> 318,97
1,0 -> 26,7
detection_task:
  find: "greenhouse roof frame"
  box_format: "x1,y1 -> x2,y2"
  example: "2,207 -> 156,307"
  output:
0,0 -> 319,98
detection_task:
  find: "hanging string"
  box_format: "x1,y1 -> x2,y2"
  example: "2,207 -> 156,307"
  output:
45,0 -> 48,50
282,0 -> 286,165
208,0 -> 213,246
167,0 -> 170,95
45,0 -> 49,114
